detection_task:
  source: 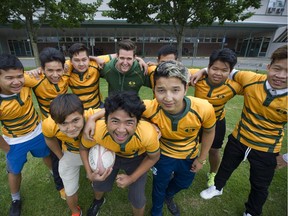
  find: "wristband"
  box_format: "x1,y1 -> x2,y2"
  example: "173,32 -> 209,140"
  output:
197,158 -> 206,165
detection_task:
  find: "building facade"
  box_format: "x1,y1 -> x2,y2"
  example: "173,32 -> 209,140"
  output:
0,0 -> 286,58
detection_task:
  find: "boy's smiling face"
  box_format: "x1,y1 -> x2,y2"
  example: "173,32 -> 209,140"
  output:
267,58 -> 287,90
154,76 -> 188,115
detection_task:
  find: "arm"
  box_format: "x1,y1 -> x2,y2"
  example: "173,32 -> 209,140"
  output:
116,150 -> 160,188
135,56 -> 148,74
44,136 -> 63,159
190,68 -> 207,86
25,67 -> 42,80
79,143 -> 112,181
0,135 -> 10,153
82,109 -> 105,141
190,126 -> 215,173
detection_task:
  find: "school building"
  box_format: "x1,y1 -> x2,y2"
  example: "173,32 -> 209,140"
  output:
0,0 -> 286,58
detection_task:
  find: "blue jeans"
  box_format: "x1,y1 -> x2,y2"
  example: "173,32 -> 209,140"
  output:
151,154 -> 196,216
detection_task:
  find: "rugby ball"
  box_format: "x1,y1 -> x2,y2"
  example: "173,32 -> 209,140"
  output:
88,144 -> 115,175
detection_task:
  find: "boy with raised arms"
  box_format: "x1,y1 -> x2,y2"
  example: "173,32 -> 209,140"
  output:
80,91 -> 160,216
200,45 -> 287,216
0,54 -> 51,216
191,48 -> 243,187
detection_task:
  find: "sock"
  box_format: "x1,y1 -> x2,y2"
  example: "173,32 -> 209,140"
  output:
11,192 -> 20,201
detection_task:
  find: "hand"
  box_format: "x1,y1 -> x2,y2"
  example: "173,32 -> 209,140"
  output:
276,154 -> 287,169
135,57 -> 148,75
64,63 -> 69,73
1,144 -> 10,153
83,117 -> 96,141
190,158 -> 203,173
89,167 -> 113,182
26,67 -> 42,80
190,68 -> 206,86
115,174 -> 133,188
147,61 -> 158,67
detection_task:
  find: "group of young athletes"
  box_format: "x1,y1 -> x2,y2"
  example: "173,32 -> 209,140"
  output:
0,40 -> 286,216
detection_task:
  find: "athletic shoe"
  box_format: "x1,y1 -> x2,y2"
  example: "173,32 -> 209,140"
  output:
200,186 -> 223,200
9,200 -> 21,216
243,212 -> 253,216
164,197 -> 180,216
207,172 -> 216,187
59,188 -> 66,200
87,198 -> 106,216
71,206 -> 82,216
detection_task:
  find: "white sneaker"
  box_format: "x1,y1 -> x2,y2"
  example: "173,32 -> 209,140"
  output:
200,185 -> 223,199
243,213 -> 252,216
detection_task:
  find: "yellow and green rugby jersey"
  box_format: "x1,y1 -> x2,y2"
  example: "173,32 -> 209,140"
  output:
0,87 -> 40,137
24,73 -> 69,119
42,108 -> 100,153
65,55 -> 111,110
232,70 -> 287,153
142,96 -> 216,159
194,74 -> 242,120
82,120 -> 160,158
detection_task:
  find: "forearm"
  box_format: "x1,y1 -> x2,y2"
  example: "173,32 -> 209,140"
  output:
199,127 -> 215,161
129,152 -> 160,182
44,137 -> 63,159
79,144 -> 93,176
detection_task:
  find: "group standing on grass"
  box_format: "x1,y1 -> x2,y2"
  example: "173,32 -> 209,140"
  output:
0,40 -> 286,216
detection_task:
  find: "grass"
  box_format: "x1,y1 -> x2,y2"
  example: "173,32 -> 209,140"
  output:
0,73 -> 287,216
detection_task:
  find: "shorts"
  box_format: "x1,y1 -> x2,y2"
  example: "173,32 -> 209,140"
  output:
199,118 -> 226,149
6,133 -> 50,174
58,151 -> 83,196
92,154 -> 147,209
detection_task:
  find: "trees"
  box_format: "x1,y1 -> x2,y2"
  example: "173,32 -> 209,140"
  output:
103,0 -> 261,60
0,0 -> 102,66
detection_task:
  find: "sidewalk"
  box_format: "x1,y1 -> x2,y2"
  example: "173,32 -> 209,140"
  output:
19,56 -> 270,71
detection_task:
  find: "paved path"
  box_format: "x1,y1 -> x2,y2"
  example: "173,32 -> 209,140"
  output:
19,56 -> 270,71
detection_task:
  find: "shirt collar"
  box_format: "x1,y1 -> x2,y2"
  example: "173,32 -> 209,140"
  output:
265,81 -> 288,95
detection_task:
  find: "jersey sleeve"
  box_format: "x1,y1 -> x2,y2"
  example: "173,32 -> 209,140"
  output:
42,117 -> 58,138
200,100 -> 216,129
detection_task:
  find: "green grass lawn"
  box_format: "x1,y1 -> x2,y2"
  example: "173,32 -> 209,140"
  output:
0,76 -> 287,216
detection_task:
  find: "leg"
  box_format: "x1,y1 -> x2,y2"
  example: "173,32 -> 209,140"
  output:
51,139 -> 64,192
245,150 -> 277,216
209,148 -> 221,173
152,155 -> 176,216
165,158 -> 195,198
208,118 -> 226,174
132,205 -> 145,216
214,134 -> 246,190
42,155 -> 52,170
58,152 -> 82,214
8,173 -> 21,194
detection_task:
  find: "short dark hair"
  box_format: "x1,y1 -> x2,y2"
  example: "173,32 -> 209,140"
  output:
157,45 -> 178,60
0,54 -> 23,73
50,94 -> 84,124
104,91 -> 145,123
117,39 -> 136,56
68,43 -> 90,59
270,45 -> 287,65
39,47 -> 65,69
208,48 -> 237,72
154,60 -> 189,87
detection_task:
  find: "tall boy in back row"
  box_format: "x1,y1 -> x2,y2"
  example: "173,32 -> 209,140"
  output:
200,45 -> 287,216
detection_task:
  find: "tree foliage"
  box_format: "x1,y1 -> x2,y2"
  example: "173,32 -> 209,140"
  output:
103,0 -> 261,59
0,0 -> 102,66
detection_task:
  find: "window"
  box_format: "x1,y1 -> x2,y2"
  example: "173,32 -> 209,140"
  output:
266,0 -> 286,15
